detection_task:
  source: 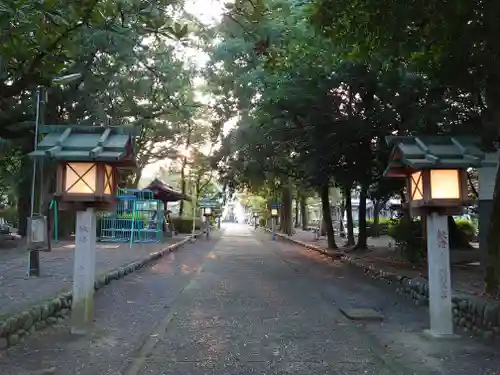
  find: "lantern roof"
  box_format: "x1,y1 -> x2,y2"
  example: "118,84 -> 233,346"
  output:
384,136 -> 496,177
29,125 -> 136,167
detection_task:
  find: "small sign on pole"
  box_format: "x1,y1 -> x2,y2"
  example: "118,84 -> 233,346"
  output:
270,204 -> 280,240
200,198 -> 218,239
27,215 -> 47,276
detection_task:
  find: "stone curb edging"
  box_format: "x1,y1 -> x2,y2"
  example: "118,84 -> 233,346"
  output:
262,228 -> 342,259
0,232 -> 204,350
265,229 -> 500,341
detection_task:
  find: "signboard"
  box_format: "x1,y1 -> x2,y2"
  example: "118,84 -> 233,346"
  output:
199,198 -> 218,208
27,216 -> 47,250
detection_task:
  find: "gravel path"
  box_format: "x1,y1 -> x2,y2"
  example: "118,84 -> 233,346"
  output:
3,224 -> 496,375
0,236 -> 189,318
261,229 -> 500,375
0,233 -> 210,375
126,225 -> 404,375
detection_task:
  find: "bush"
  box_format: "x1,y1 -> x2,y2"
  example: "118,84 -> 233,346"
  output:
170,217 -> 202,233
366,218 -> 392,237
259,217 -> 267,227
388,218 -> 425,263
454,219 -> 476,242
387,217 -> 476,263
0,206 -> 18,228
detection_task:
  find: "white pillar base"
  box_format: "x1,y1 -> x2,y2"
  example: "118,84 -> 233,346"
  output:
70,208 -> 97,335
426,212 -> 454,337
423,329 -> 459,340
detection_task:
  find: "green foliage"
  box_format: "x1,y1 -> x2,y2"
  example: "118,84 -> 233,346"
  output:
306,0 -> 500,284
388,218 -> 477,263
308,0 -> 500,111
0,0 -> 205,235
388,218 -> 425,264
0,206 -> 18,226
366,218 -> 391,237
205,0 -> 475,226
454,219 -> 477,242
170,217 -> 202,233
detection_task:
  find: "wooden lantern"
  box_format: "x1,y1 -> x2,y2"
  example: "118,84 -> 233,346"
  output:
271,208 -> 278,217
383,136 -> 490,216
29,126 -> 137,211
407,168 -> 468,213
203,207 -> 212,216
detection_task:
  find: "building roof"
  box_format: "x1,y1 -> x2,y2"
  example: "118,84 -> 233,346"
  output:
384,136 -> 496,177
29,125 -> 136,167
144,178 -> 191,202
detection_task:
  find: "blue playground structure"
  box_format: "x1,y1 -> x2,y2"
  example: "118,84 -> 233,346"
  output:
98,188 -> 164,245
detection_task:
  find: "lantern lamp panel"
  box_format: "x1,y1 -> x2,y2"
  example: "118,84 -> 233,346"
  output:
430,169 -> 460,199
65,162 -> 96,194
410,171 -> 423,201
104,164 -> 114,195
271,208 -> 278,216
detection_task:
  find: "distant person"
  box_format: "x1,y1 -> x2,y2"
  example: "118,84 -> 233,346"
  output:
164,210 -> 175,235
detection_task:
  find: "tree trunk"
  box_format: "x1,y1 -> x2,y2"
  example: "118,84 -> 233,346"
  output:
178,122 -> 193,217
195,176 -> 201,200
179,156 -> 187,217
280,185 -> 293,235
294,197 -> 299,228
355,185 -> 368,249
17,139 -> 35,237
339,203 -> 345,238
300,194 -> 308,230
132,170 -> 142,188
372,200 -> 382,237
320,183 -> 337,249
345,190 -> 355,246
320,217 -> 328,237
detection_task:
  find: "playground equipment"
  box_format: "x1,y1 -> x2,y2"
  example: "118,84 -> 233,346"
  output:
98,188 -> 164,245
49,199 -> 59,241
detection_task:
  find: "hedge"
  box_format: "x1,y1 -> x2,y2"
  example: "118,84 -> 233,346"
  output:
387,217 -> 476,263
170,217 -> 202,233
454,218 -> 476,242
366,218 -> 392,237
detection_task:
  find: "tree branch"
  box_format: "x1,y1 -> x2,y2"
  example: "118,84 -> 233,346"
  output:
0,0 -> 100,102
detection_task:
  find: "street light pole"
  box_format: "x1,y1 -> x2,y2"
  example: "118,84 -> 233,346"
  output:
29,87 -> 41,219
27,73 -> 82,277
27,87 -> 42,276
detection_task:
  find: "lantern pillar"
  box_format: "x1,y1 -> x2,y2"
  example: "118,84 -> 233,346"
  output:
424,211 -> 455,338
270,218 -> 275,240
70,207 -> 97,335
202,207 -> 212,239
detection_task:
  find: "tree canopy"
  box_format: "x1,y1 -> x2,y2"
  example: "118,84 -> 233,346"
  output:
0,0 -> 210,233
202,0 -> 481,248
